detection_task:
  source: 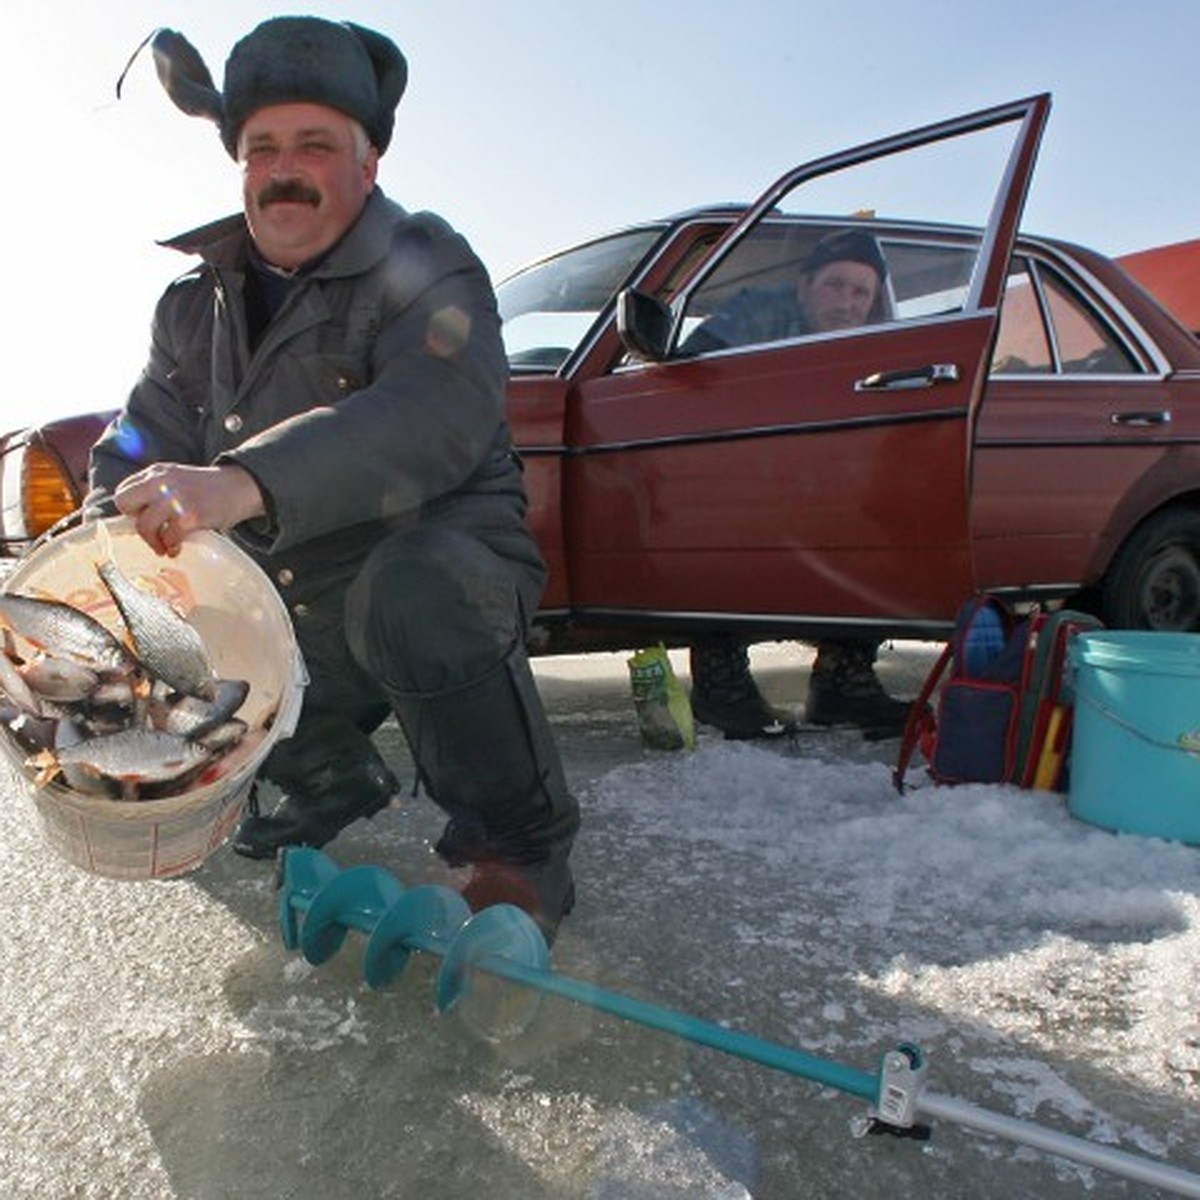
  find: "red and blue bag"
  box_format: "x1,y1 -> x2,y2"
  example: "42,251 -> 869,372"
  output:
894,596 -> 1103,792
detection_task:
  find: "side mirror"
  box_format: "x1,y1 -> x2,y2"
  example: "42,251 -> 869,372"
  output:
616,288 -> 673,362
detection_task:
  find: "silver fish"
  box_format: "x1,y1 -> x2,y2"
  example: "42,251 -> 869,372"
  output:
148,677 -> 249,739
0,647 -> 42,715
52,716 -> 119,796
0,593 -> 134,673
96,561 -> 214,697
193,717 -> 249,753
0,704 -> 57,753
88,671 -> 141,710
43,728 -> 213,789
19,653 -> 101,703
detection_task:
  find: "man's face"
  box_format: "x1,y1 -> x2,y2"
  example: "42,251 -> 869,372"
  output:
239,103 -> 378,269
798,260 -> 880,332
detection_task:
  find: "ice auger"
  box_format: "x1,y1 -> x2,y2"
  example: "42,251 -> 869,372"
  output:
277,848 -> 1200,1198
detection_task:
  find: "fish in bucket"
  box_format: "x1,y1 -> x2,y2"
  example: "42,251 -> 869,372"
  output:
0,517 -> 305,879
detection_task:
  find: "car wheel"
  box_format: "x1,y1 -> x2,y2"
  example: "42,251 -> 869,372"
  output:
1101,506 -> 1200,631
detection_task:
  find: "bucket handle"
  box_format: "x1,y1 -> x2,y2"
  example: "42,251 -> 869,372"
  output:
22,506 -> 86,560
1076,689 -> 1200,757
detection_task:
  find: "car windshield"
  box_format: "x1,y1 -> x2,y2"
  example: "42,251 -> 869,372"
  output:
496,228 -> 663,371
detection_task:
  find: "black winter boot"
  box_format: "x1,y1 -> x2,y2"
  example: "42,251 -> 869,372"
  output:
689,636 -> 797,740
232,714 -> 399,860
806,639 -> 910,736
389,644 -> 579,943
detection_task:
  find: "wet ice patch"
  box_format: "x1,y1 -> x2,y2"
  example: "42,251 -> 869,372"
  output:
239,995 -> 370,1050
457,1087 -> 755,1198
968,1055 -> 1169,1157
588,1102 -> 754,1200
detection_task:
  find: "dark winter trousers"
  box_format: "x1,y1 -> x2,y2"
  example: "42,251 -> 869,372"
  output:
259,525 -> 579,867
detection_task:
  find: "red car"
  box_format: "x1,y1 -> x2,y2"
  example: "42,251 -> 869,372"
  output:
6,93 -> 1200,649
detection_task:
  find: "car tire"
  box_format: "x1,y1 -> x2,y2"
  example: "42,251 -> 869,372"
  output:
1101,505 -> 1200,631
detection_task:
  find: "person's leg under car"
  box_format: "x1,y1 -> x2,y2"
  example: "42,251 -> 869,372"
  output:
688,634 -> 797,740
806,637 -> 910,736
343,526 -> 579,941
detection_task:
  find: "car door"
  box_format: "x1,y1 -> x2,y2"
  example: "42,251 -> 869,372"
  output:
565,95 -> 1050,639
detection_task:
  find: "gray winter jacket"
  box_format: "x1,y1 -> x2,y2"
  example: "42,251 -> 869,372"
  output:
89,189 -> 545,608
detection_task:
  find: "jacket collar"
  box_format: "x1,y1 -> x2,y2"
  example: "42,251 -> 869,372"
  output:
158,187 -> 403,276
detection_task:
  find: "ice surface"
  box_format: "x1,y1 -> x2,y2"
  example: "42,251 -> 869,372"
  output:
0,644 -> 1197,1198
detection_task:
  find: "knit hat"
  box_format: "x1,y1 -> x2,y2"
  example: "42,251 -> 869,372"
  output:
802,229 -> 888,281
123,18 -> 407,158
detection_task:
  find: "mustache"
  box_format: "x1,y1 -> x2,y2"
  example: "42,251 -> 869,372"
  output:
257,180 -> 321,208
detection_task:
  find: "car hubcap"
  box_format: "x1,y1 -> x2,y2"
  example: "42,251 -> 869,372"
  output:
1139,545 -> 1200,630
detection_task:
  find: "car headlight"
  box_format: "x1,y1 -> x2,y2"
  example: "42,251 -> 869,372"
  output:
0,437 -> 81,545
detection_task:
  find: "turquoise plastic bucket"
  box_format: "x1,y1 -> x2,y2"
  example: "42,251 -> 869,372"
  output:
1069,631 -> 1200,844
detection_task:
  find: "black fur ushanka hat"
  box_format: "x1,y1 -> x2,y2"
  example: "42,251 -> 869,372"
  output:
121,17 -> 408,157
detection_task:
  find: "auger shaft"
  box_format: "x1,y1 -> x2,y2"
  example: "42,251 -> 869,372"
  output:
456,952 -> 879,1100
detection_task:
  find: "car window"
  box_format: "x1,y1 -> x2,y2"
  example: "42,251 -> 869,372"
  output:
992,258 -> 1054,374
497,228 -> 663,371
1043,270 -> 1139,374
671,120 -> 1020,357
675,226 -> 982,350
675,222 -> 893,348
885,239 -> 978,319
992,255 -> 1140,376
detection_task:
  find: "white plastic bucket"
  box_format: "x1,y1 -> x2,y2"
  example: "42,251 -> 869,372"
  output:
1,517 -> 305,878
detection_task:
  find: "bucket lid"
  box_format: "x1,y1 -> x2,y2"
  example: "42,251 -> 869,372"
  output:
1071,630 -> 1200,678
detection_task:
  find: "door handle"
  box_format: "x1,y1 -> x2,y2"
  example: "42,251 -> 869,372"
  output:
855,363 -> 960,391
1111,410 -> 1172,427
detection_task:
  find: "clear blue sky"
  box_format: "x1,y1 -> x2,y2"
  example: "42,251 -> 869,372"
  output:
10,1 -> 1200,423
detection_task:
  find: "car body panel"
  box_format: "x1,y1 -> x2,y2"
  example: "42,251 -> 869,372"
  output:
971,236 -> 1200,598
505,376 -> 572,609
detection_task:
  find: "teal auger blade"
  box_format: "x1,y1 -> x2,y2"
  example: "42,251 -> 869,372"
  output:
299,864 -> 406,966
435,903 -> 551,1015
363,884 -> 471,988
277,847 -> 341,951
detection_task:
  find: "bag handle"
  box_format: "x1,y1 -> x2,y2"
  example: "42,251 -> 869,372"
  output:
892,641 -> 952,793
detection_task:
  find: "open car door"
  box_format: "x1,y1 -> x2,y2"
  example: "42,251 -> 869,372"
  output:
567,94 -> 1050,640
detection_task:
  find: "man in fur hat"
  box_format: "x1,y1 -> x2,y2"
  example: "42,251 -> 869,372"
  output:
88,17 -> 579,940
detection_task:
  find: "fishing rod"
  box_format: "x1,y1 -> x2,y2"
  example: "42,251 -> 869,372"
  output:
277,847 -> 1200,1198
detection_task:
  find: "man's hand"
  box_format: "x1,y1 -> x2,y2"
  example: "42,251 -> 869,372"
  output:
114,463 -> 266,557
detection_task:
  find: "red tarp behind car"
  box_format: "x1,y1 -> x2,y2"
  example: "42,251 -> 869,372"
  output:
1119,238 -> 1200,332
